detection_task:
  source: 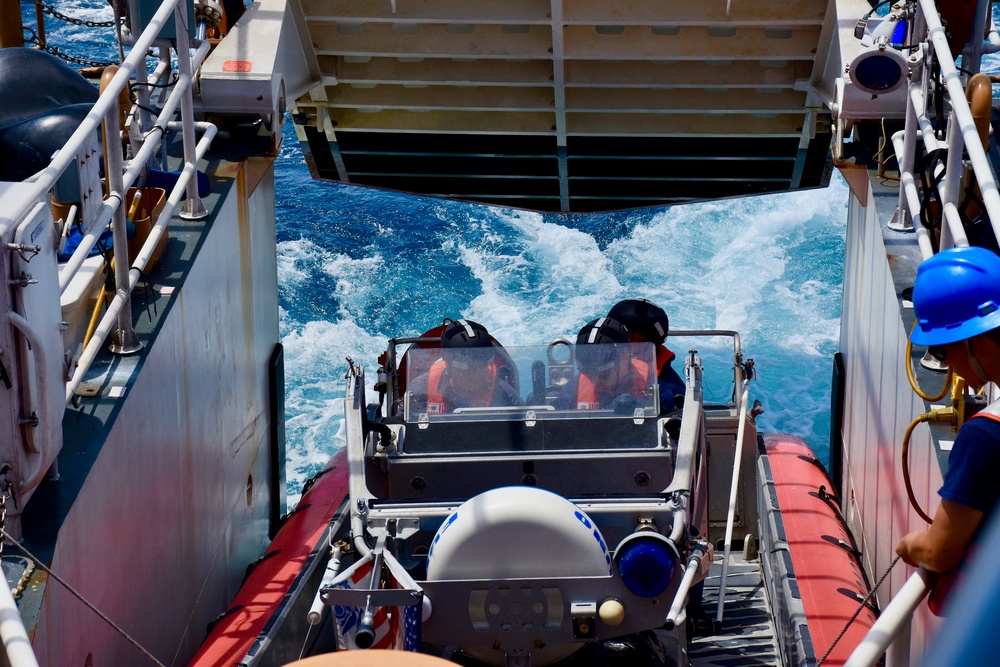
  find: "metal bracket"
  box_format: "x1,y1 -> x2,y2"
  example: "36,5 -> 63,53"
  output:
366,516 -> 420,540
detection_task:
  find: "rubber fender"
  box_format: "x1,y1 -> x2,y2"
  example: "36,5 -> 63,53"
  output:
0,48 -> 98,129
0,104 -> 98,181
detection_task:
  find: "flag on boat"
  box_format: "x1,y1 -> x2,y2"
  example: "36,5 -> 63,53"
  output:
330,550 -> 422,651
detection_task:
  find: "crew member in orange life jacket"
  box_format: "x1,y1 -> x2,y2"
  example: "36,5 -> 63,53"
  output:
554,317 -> 651,412
609,298 -> 686,410
411,319 -> 522,414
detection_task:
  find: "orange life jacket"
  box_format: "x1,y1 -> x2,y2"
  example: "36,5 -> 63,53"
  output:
655,345 -> 676,378
576,359 -> 649,410
426,358 -> 498,414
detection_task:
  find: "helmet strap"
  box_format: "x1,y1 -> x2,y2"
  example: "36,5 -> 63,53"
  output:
965,339 -> 989,387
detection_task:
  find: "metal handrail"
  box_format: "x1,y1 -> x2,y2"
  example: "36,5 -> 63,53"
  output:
51,7 -> 215,403
894,0 -> 1000,260
844,569 -> 932,667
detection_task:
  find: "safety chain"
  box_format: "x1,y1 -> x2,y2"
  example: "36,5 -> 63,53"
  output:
32,0 -> 118,27
22,27 -> 118,67
817,554 -> 901,666
0,464 -> 13,557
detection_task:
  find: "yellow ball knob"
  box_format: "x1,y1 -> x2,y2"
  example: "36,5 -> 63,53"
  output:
599,598 -> 625,627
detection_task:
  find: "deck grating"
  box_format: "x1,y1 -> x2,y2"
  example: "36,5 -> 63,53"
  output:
689,551 -> 780,667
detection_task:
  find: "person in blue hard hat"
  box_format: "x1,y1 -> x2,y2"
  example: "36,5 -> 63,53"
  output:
608,298 -> 686,410
896,246 -> 1000,612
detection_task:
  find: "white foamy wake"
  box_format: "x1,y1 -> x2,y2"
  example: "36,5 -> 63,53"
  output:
278,239 -> 387,504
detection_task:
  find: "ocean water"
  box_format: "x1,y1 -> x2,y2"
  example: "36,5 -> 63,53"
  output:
27,2 -> 848,504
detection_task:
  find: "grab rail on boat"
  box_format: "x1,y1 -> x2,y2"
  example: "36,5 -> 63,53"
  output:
844,568 -> 932,667
891,0 -> 1000,259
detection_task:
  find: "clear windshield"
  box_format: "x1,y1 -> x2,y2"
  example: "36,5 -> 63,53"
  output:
401,342 -> 659,423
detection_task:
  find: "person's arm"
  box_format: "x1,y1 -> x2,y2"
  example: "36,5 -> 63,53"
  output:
895,498 -> 984,572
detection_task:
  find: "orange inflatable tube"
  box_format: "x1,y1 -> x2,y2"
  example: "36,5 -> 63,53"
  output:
189,449 -> 349,666
762,435 -> 876,666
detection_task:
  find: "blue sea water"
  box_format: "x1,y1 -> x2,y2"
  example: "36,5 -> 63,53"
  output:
29,1 -> 849,503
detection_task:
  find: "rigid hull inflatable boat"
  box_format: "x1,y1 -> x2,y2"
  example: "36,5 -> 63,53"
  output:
194,333 -> 873,666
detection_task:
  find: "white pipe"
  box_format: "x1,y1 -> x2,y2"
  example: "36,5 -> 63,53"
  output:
0,574 -> 39,667
308,543 -> 343,625
941,202 -> 970,248
58,39 -> 211,294
844,569 -> 931,667
127,122 -> 217,275
919,0 -> 1000,246
907,86 -> 940,154
7,313 -> 52,493
891,132 -> 937,260
668,503 -> 687,543
665,543 -> 709,628
715,381 -> 751,624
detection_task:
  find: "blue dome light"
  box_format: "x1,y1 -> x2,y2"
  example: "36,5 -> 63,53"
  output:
616,536 -> 676,598
849,47 -> 907,96
854,56 -> 902,92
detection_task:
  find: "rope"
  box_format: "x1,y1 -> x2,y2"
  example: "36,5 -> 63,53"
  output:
817,555 -> 901,666
0,528 -> 166,667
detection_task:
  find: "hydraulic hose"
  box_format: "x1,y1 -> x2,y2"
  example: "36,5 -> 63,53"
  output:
901,412 -> 940,524
905,322 -> 952,402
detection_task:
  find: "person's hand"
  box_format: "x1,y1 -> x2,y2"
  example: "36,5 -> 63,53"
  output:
896,531 -> 920,567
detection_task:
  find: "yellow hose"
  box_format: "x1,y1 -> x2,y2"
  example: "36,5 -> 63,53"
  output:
82,257 -> 115,349
905,321 -> 952,402
902,378 -> 966,525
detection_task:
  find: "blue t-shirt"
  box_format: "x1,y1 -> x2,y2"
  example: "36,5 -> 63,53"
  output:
939,416 -> 1000,517
659,364 -> 685,411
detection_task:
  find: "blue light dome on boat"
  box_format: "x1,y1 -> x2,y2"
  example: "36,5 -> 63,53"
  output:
615,533 -> 678,598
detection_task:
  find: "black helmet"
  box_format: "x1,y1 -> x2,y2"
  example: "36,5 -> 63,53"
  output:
576,317 -> 628,373
441,319 -> 492,348
608,298 -> 669,344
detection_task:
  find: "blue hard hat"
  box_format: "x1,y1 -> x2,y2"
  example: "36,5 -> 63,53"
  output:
911,246 -> 1000,346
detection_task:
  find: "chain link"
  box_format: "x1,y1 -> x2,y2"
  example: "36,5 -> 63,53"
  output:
33,0 -> 118,28
21,0 -> 121,67
20,27 -> 116,68
22,30 -> 118,67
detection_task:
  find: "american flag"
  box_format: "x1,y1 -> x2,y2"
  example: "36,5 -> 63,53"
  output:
331,550 -> 422,651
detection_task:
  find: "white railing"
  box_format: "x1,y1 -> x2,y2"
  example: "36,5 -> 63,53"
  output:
845,569 -> 932,667
892,0 -> 1000,260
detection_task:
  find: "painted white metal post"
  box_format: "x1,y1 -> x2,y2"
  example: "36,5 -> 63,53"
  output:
715,380 -> 751,625
0,575 -> 39,667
